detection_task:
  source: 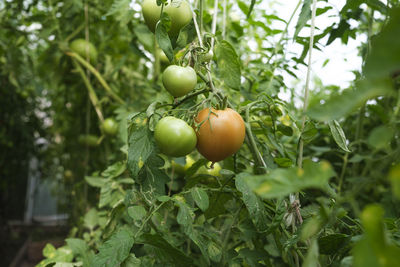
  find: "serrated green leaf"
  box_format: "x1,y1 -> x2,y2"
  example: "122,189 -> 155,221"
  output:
155,14 -> 173,62
85,176 -> 106,187
191,187 -> 209,211
92,228 -> 134,267
294,0 -> 312,39
83,208 -> 99,231
127,127 -> 155,177
245,160 -> 335,199
273,157 -> 293,167
302,121 -> 318,143
236,175 -> 270,232
137,153 -> 169,199
307,79 -> 392,121
101,161 -> 126,178
176,201 -> 194,226
139,233 -> 193,265
65,238 -> 94,266
367,125 -> 393,149
121,254 -> 141,267
215,40 -> 241,90
127,205 -> 147,221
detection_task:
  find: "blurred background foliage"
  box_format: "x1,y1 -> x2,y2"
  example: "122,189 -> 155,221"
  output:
1,0 -> 400,266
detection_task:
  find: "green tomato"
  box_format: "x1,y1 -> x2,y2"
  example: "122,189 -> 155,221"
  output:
102,118 -> 118,136
142,0 -> 192,36
171,155 -> 195,176
271,104 -> 283,117
154,116 -> 197,157
78,134 -> 99,147
70,39 -> 98,63
198,162 -> 221,177
261,115 -> 273,127
158,49 -> 170,64
162,65 -> 197,97
64,170 -> 74,182
184,155 -> 195,171
201,51 -> 214,63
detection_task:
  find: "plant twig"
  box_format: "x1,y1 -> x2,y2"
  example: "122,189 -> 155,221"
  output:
73,60 -> 104,122
297,0 -> 317,168
222,0 -> 227,39
66,51 -> 126,105
210,0 -> 219,51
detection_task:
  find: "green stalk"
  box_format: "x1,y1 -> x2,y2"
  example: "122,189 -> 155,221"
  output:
73,60 -> 104,123
67,51 -> 125,105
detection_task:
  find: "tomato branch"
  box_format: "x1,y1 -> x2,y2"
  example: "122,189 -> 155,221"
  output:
72,60 -> 104,123
66,51 -> 126,105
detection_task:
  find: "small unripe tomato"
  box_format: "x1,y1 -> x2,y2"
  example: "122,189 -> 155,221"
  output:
184,155 -> 195,171
271,104 -> 283,117
64,170 -> 74,182
158,49 -> 170,64
102,118 -> 118,136
162,65 -> 197,97
198,162 -> 221,176
142,0 -> 192,36
78,134 -> 99,147
261,115 -> 273,127
70,39 -> 98,63
154,116 -> 197,157
195,108 -> 245,162
200,51 -> 214,63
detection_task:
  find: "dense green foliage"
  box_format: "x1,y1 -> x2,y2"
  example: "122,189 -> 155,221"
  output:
1,0 -> 400,266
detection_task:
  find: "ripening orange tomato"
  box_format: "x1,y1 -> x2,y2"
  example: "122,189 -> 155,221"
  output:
195,108 -> 245,162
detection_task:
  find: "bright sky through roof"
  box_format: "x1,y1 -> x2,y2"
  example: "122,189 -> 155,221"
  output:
263,0 -> 364,95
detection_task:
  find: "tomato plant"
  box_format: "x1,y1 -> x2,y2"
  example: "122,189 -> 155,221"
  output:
154,116 -> 197,157
195,108 -> 245,162
4,0 -> 400,267
142,0 -> 192,36
162,65 -> 197,97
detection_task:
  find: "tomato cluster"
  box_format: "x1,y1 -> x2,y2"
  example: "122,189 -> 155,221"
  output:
142,0 -> 192,36
155,107 -> 245,163
142,0 -> 246,165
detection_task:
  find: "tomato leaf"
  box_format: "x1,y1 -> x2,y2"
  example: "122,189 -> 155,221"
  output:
245,160 -> 335,199
155,13 -> 174,62
367,125 -> 393,149
215,40 -> 241,90
137,153 -> 169,198
83,208 -> 99,231
66,238 -> 94,267
127,205 -> 147,221
328,120 -> 351,152
294,0 -> 312,39
127,126 -> 155,177
121,254 -> 141,267
138,234 -> 193,265
236,175 -> 270,232
92,228 -> 134,267
364,7 -> 400,81
191,187 -> 209,211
